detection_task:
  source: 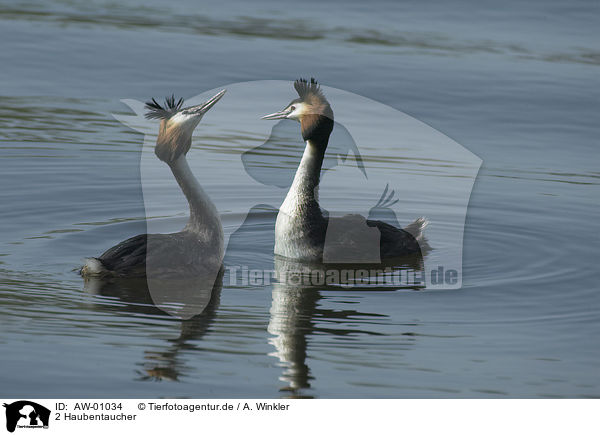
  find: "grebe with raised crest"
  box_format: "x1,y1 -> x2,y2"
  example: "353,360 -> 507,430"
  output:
81,90 -> 226,278
262,78 -> 427,262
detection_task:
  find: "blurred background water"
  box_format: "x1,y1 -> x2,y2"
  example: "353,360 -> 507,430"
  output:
0,0 -> 599,398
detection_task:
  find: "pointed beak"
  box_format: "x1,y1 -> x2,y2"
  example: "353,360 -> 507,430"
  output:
187,89 -> 227,116
261,108 -> 292,120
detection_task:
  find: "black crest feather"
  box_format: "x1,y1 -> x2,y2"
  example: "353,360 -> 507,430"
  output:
294,77 -> 324,101
144,95 -> 184,120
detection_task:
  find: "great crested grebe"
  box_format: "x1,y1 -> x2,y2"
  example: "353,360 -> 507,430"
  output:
81,90 -> 226,278
262,78 -> 427,262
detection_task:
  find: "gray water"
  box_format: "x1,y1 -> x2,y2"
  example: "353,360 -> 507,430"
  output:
1,0 -> 599,398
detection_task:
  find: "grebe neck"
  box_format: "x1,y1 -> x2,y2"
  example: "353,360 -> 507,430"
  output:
280,140 -> 326,220
169,155 -> 221,236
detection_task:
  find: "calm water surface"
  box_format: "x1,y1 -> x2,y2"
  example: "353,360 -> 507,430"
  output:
1,0 -> 599,398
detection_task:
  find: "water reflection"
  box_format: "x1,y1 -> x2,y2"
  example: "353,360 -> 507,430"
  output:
268,255 -> 424,397
83,269 -> 223,382
137,307 -> 220,382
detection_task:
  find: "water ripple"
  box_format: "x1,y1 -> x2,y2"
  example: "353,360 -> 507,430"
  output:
2,4 -> 598,66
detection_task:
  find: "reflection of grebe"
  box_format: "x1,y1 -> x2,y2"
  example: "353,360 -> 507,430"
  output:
268,255 -> 424,397
84,269 -> 223,381
262,78 -> 427,262
81,90 -> 226,278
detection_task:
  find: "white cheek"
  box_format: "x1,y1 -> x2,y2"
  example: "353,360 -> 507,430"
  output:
170,113 -> 203,131
170,112 -> 193,124
287,104 -> 305,120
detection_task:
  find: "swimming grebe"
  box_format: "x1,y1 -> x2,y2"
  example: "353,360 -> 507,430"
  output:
262,78 -> 427,262
81,90 -> 226,278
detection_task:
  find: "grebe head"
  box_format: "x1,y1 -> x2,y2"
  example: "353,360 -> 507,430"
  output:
262,78 -> 333,146
145,89 -> 226,163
